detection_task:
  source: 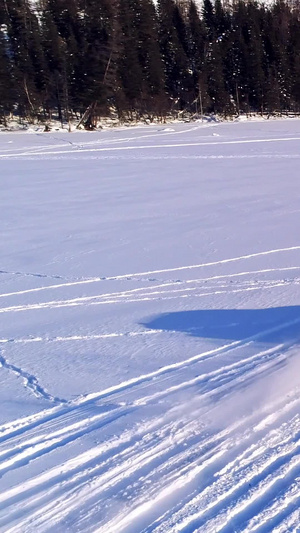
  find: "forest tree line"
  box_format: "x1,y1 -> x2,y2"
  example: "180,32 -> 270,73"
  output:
1,0 -> 300,127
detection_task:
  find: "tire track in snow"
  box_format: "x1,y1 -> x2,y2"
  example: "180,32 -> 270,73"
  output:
0,313 -> 298,530
0,404 -> 135,480
0,277 -> 298,314
216,457 -> 300,533
2,134 -> 300,158
273,508 -> 300,532
0,339 -> 286,479
166,427 -> 300,533
0,339 -> 298,531
248,483 -> 300,532
1,258 -> 299,301
95,410 -> 300,533
0,124 -> 204,157
0,341 -> 258,436
1,311 -> 299,445
120,414 -> 300,533
0,418 -> 209,530
133,343 -> 290,408
0,330 -> 297,520
46,312 -> 300,407
91,404 -> 300,531
1,247 -> 299,302
2,389 -> 299,533
0,416 -> 185,528
90,154 -> 300,160
149,432 -> 300,533
0,342 -> 254,471
0,337 -> 242,445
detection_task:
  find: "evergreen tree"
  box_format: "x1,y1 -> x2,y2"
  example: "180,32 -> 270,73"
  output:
224,1 -> 248,113
76,0 -> 118,117
202,0 -> 215,42
117,0 -> 144,110
206,40 -> 231,114
137,0 -> 165,113
289,6 -> 300,110
157,0 -> 191,109
187,1 -> 209,112
244,2 -> 265,112
41,1 -> 68,120
0,26 -> 14,122
5,0 -> 46,118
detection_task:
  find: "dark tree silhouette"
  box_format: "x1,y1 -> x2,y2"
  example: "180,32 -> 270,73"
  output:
1,0 -> 300,126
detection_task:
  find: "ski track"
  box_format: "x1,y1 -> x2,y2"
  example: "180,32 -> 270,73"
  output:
0,322 -> 299,531
2,134 -> 300,159
0,309 -> 299,439
1,246 -> 300,530
1,382 -> 299,533
0,266 -> 300,306
0,277 -> 298,314
178,434 -> 300,533
0,123 -> 205,156
11,154 -> 300,162
1,265 -> 300,302
1,247 -> 299,301
0,337 -> 291,478
92,408 -> 300,533
9,245 -> 300,283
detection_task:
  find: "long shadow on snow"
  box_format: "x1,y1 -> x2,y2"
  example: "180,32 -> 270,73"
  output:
141,306 -> 300,344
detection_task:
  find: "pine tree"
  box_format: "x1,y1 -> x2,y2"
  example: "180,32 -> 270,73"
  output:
186,1 -> 210,113
214,0 -> 229,37
0,26 -> 14,123
202,0 -> 215,42
269,1 -> 292,110
5,0 -> 46,118
41,2 -> 68,121
117,0 -> 144,111
75,0 -> 118,118
243,2 -> 266,113
206,40 -> 231,114
138,0 -> 165,107
223,1 -> 248,113
289,6 -> 300,110
157,0 -> 191,110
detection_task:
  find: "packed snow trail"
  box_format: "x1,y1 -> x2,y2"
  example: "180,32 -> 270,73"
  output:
0,316 -> 299,531
0,371 -> 299,532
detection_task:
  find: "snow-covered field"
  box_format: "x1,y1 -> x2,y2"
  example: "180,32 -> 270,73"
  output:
0,119 -> 300,532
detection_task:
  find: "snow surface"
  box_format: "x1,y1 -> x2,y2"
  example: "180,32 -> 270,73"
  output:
0,119 -> 300,532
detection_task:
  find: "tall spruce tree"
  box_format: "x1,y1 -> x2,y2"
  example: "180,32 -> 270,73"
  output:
138,0 -> 165,112
244,2 -> 265,113
289,6 -> 300,110
157,0 -> 191,109
41,1 -> 68,120
76,0 -> 118,117
0,26 -> 14,122
5,0 -> 46,118
117,0 -> 144,111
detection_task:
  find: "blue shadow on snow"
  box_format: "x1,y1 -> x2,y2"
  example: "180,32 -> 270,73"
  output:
141,306 -> 300,343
